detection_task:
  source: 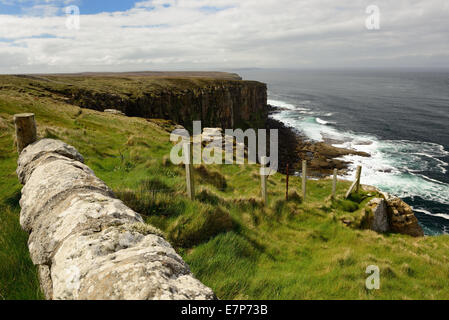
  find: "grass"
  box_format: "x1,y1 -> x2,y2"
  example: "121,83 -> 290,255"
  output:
0,205 -> 43,300
1,75 -> 449,300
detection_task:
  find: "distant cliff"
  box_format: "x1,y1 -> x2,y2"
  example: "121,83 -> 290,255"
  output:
13,73 -> 268,131
68,81 -> 268,130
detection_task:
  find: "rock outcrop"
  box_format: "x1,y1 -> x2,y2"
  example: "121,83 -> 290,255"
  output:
361,190 -> 424,237
265,118 -> 371,175
385,196 -> 424,237
17,138 -> 216,300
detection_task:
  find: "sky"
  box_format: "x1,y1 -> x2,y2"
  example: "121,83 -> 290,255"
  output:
0,0 -> 448,74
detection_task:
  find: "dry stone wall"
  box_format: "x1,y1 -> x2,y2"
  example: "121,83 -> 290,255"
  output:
17,138 -> 216,300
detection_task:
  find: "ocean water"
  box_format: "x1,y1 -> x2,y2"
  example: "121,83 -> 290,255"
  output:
237,69 -> 449,235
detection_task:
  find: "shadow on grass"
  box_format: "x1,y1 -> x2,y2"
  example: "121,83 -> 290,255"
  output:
3,188 -> 21,210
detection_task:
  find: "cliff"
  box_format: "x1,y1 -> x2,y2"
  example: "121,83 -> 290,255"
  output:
10,73 -> 268,131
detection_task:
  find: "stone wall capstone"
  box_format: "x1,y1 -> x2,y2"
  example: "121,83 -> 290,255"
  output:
17,138 -> 216,300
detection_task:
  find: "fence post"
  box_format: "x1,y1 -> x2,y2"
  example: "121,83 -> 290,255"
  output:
355,165 -> 362,192
331,168 -> 337,199
14,113 -> 37,153
261,156 -> 268,204
183,141 -> 195,200
286,163 -> 289,201
345,165 -> 362,199
302,160 -> 307,202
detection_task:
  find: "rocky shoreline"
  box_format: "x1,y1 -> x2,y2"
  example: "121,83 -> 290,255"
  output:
266,105 -> 370,176
266,106 -> 424,237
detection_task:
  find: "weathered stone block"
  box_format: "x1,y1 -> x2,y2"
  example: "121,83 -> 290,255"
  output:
366,198 -> 390,233
17,138 -> 216,300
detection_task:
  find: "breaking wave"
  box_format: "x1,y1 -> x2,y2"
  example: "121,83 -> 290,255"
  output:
268,98 -> 449,235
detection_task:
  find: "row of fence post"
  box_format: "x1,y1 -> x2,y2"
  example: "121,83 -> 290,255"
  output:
14,114 -> 363,206
181,140 -> 362,204
259,161 -> 362,205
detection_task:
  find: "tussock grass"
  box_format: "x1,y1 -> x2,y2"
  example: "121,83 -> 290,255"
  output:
196,165 -> 228,190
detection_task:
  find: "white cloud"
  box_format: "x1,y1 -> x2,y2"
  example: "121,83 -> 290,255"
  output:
0,0 -> 448,73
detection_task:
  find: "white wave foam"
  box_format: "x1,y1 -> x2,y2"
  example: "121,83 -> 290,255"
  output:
340,143 -> 449,206
267,99 -> 296,110
315,118 -> 330,125
413,208 -> 449,221
269,97 -> 449,212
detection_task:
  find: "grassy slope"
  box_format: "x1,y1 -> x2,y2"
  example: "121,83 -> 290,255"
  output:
1,77 -> 449,300
1,74 -> 252,100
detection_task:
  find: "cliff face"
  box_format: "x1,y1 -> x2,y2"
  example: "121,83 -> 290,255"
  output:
16,73 -> 268,131
67,80 -> 268,130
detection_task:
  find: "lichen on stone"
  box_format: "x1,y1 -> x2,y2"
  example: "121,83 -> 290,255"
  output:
120,222 -> 165,238
17,138 -> 215,300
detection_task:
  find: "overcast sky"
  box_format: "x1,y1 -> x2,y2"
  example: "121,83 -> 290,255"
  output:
0,0 -> 448,74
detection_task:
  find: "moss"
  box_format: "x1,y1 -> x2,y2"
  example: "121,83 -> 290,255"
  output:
331,199 -> 359,212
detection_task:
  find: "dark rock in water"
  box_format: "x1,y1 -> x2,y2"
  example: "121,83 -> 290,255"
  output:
267,104 -> 278,113
266,118 -> 371,176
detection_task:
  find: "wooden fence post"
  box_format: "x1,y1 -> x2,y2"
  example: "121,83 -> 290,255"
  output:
261,156 -> 268,204
285,163 -> 289,201
183,141 -> 195,200
355,165 -> 362,192
331,168 -> 337,199
14,113 -> 37,153
302,160 -> 307,202
345,165 -> 362,199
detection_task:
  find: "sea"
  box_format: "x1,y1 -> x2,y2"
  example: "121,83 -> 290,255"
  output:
236,69 -> 449,235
